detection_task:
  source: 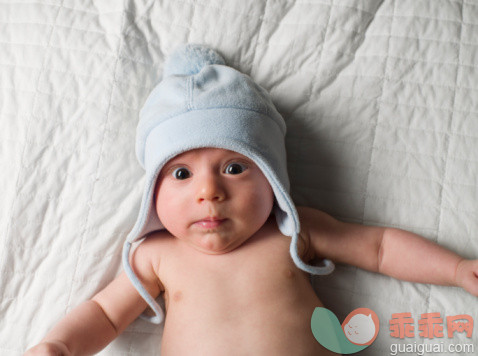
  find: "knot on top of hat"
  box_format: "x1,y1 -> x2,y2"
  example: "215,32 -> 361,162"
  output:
163,44 -> 226,77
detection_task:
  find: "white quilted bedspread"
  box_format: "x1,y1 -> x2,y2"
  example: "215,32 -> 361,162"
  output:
1,1 -> 477,355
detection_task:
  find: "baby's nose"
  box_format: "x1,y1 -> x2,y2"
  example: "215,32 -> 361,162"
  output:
196,174 -> 225,202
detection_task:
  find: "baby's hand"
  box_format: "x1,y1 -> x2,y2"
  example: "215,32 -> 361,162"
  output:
455,259 -> 478,297
24,341 -> 71,356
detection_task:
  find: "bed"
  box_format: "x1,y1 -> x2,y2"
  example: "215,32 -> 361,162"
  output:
1,0 -> 477,354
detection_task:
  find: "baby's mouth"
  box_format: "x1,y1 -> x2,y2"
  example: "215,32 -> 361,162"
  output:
193,217 -> 227,229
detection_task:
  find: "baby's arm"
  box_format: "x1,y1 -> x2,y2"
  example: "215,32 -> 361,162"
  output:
25,240 -> 162,355
298,206 -> 478,296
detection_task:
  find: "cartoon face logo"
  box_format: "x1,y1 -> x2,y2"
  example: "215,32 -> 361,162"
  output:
341,308 -> 380,346
311,307 -> 380,354
343,313 -> 376,345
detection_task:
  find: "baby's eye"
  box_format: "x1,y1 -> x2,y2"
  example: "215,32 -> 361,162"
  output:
224,162 -> 247,175
172,167 -> 191,180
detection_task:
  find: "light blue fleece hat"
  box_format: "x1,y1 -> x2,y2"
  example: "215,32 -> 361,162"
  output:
123,44 -> 334,324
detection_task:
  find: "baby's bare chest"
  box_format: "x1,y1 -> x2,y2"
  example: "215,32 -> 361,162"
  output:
155,231 -> 328,355
160,230 -> 306,302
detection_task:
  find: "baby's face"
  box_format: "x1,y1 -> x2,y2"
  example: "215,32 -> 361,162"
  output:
154,148 -> 274,254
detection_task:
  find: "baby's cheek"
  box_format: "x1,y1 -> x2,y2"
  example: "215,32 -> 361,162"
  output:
156,196 -> 184,229
251,184 -> 274,210
247,195 -> 273,221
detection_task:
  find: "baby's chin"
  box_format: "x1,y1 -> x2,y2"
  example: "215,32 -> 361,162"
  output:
187,233 -> 249,255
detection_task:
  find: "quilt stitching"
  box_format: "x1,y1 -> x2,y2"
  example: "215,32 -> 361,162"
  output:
389,13 -> 478,26
302,2 -> 332,117
235,43 -> 478,69
3,22 -> 125,36
435,0 -> 465,259
292,0 -> 333,206
294,93 -> 478,117
63,1 -> 127,313
297,171 -> 478,198
362,0 -> 396,221
1,1 -> 123,16
249,0 -> 268,71
5,53 -> 478,95
284,4 -> 301,76
6,3 -> 478,30
364,193 -> 442,209
162,0 -> 263,18
0,0 -> 64,302
7,29 -> 478,72
337,75 -> 478,92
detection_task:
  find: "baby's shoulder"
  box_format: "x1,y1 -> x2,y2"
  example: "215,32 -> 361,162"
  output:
132,230 -> 175,261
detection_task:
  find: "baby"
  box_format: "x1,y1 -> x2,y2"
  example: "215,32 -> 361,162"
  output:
25,45 -> 478,356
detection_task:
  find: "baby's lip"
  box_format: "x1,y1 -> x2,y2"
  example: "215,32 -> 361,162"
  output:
199,216 -> 223,221
193,216 -> 227,228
